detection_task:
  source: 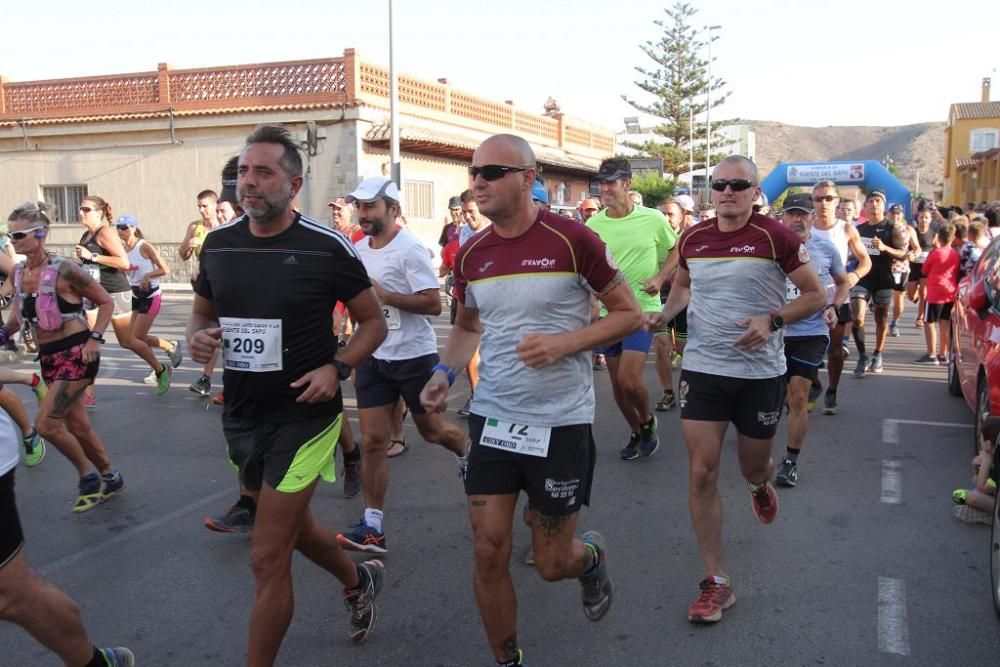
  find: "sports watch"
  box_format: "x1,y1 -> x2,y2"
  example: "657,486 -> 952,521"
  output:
768,312 -> 785,332
330,357 -> 353,381
89,331 -> 106,344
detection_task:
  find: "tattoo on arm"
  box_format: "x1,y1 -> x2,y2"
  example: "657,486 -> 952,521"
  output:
533,512 -> 569,538
500,634 -> 519,662
59,261 -> 94,292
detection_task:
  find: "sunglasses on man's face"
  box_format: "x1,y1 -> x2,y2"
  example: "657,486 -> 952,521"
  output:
116,224 -> 131,230
469,165 -> 528,181
813,195 -> 838,203
710,179 -> 754,192
9,226 -> 45,240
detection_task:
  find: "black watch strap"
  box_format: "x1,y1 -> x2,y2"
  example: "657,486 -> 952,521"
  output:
331,358 -> 352,381
89,331 -> 106,343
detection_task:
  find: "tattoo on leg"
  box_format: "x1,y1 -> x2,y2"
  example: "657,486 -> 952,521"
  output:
50,382 -> 88,419
470,499 -> 487,507
534,513 -> 568,538
500,634 -> 519,661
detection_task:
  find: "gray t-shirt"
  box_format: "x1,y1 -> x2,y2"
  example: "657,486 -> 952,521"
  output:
786,234 -> 843,337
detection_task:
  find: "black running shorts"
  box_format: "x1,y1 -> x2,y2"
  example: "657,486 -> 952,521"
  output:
925,302 -> 954,323
464,414 -> 595,518
678,369 -> 786,439
0,469 -> 24,570
784,335 -> 830,381
355,353 -> 438,414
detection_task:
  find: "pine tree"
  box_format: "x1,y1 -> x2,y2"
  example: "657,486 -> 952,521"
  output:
622,2 -> 730,180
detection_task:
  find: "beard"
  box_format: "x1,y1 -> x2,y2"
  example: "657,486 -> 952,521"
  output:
239,183 -> 292,224
360,216 -> 390,236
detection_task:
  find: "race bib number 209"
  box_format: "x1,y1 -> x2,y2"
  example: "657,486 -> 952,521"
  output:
219,317 -> 283,372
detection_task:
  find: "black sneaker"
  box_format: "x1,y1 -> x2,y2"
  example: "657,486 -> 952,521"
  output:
913,354 -> 939,365
97,647 -> 135,667
579,531 -> 612,621
344,559 -> 385,642
868,352 -> 884,374
655,390 -> 676,411
853,356 -> 868,377
189,374 -> 211,397
639,417 -> 658,457
72,472 -> 103,514
343,455 -> 362,499
620,432 -> 641,461
101,469 -> 126,500
823,390 -> 838,415
204,504 -> 255,533
775,459 -> 798,487
807,381 -> 823,412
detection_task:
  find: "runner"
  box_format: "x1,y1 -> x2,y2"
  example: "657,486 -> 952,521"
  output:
851,190 -> 908,376
774,194 -> 849,486
907,207 -> 936,327
421,133 -> 638,665
4,202 -> 126,513
809,181 -> 871,415
0,368 -> 47,467
75,196 -> 171,403
646,155 -> 825,623
188,123 -> 388,660
586,157 -> 677,460
116,215 -> 182,384
0,407 -> 134,667
335,176 -> 468,555
654,195 -> 695,411
887,204 -> 919,337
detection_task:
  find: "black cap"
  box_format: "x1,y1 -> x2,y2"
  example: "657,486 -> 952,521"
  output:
888,203 -> 904,213
593,163 -> 632,182
783,192 -> 814,213
866,189 -> 887,202
220,156 -> 239,203
448,196 -> 461,209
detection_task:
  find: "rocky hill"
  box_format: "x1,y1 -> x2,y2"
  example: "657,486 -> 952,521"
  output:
747,120 -> 946,197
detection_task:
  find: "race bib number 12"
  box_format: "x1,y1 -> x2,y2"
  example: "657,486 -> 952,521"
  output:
219,317 -> 283,372
480,417 -> 551,457
382,305 -> 402,330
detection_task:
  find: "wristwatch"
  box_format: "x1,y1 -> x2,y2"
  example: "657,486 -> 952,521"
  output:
769,312 -> 785,332
330,357 -> 353,381
89,331 -> 106,344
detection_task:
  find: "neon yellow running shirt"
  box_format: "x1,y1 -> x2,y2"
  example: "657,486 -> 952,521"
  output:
586,204 -> 676,312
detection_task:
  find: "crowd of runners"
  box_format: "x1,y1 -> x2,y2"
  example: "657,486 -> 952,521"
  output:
0,122 -> 994,666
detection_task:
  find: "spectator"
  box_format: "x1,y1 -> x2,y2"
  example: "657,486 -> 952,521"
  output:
629,190 -> 644,206
438,196 -> 462,247
917,225 -> 958,365
952,422 -> 998,524
578,198 -> 601,222
959,222 -> 988,279
951,216 -> 969,249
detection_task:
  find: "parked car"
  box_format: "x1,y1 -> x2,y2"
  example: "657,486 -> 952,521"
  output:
948,236 -> 1000,617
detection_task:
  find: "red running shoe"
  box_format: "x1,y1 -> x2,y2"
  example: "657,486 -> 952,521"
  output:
749,480 -> 779,524
688,577 -> 735,623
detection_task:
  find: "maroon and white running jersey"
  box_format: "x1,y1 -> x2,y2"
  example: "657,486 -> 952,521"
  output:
453,209 -> 618,426
678,213 -> 809,379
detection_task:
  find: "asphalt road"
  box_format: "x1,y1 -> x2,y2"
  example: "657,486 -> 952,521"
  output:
2,296 -> 999,666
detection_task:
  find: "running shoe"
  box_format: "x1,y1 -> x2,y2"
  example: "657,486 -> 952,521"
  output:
211,391 -> 224,406
688,577 -> 736,623
748,480 -> 778,524
579,530 -> 613,621
101,469 -> 126,500
868,352 -> 884,374
841,341 -> 850,359
889,320 -> 900,337
204,504 -> 254,533
337,519 -> 387,554
619,432 -> 641,461
167,340 -> 184,368
343,455 -> 362,499
457,395 -> 472,418
97,647 -> 136,667
22,428 -> 45,467
853,356 -> 868,378
807,382 -> 822,412
913,354 -> 939,365
29,373 -> 47,403
189,374 -> 211,397
73,472 -> 103,513
142,369 -> 157,385
155,365 -> 172,396
671,351 -> 683,367
639,416 -> 658,457
344,559 -> 385,642
952,488 -> 968,504
937,355 -> 949,365
823,390 -> 838,415
655,390 -> 676,411
774,459 -> 798,487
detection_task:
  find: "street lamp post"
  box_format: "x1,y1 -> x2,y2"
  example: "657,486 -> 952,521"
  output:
389,0 -> 401,187
704,25 -> 721,204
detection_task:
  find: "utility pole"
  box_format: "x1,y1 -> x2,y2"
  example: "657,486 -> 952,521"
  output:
704,25 -> 721,203
389,0 -> 401,188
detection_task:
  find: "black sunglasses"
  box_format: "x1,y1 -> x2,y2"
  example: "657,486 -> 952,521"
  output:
9,226 -> 45,240
812,195 -> 838,203
710,179 -> 754,192
79,206 -> 94,213
469,165 -> 528,181
116,224 -> 131,230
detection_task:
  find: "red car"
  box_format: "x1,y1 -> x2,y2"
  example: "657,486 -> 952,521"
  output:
947,236 -> 1000,616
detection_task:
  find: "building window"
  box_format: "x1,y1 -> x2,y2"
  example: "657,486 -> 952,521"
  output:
971,129 -> 999,152
40,185 -> 88,223
404,180 -> 433,220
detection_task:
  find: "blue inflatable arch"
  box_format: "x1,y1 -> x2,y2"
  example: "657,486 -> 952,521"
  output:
759,160 -> 911,218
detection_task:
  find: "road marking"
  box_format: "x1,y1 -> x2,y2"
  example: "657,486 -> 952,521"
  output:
38,488 -> 233,576
881,460 -> 902,504
882,419 -> 973,444
878,577 -> 910,656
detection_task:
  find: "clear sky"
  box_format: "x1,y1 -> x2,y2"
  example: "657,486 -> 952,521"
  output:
2,0 -> 997,131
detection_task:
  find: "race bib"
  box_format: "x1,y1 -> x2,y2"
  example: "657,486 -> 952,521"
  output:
785,278 -> 801,302
916,251 -> 929,263
382,305 -> 401,330
87,265 -> 100,281
480,417 -> 551,457
219,317 -> 283,372
861,237 -> 880,256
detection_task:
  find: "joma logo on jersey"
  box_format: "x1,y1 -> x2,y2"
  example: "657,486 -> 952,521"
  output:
730,244 -> 756,254
521,258 -> 557,269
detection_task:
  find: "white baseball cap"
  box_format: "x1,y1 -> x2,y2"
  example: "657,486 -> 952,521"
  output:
345,177 -> 401,204
673,194 -> 696,213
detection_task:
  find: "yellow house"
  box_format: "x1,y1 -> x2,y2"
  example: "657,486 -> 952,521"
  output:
943,78 -> 1000,206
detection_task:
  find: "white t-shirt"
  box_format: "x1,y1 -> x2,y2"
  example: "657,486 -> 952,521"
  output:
354,229 -> 440,361
0,409 -> 22,477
